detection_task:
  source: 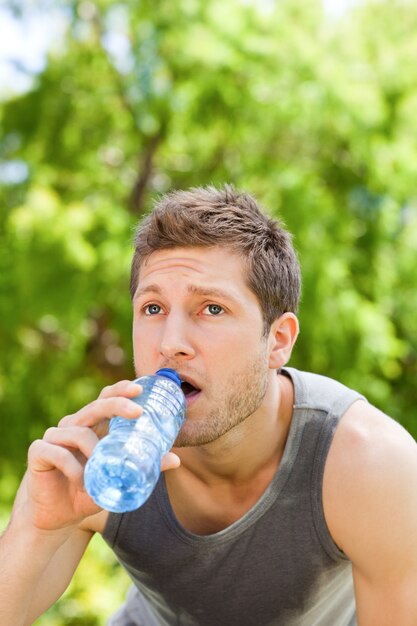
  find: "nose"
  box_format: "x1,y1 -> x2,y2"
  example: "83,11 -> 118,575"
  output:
159,312 -> 195,361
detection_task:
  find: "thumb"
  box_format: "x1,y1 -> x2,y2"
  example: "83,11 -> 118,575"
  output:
161,452 -> 181,472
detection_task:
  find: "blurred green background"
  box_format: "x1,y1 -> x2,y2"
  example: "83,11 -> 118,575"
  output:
1,0 -> 416,623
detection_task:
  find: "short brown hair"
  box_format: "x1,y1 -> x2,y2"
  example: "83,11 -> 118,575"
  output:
130,185 -> 301,334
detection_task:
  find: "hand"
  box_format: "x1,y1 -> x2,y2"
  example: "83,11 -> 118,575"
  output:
18,380 -> 180,533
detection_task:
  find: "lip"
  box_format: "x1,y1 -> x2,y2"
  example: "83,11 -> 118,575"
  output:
178,372 -> 201,390
177,372 -> 202,407
184,389 -> 201,407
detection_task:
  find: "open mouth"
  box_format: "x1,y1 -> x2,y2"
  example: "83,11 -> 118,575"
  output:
181,380 -> 201,401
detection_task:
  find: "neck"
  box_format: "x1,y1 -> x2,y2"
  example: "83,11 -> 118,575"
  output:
173,371 -> 294,486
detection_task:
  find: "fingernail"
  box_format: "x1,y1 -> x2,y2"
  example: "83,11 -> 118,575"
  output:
128,383 -> 142,393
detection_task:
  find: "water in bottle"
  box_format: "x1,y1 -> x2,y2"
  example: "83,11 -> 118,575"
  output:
84,368 -> 186,513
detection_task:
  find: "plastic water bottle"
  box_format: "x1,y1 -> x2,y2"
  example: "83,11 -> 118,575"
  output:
84,368 -> 186,513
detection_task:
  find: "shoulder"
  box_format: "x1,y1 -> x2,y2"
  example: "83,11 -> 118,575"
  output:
323,399 -> 417,576
284,367 -> 365,414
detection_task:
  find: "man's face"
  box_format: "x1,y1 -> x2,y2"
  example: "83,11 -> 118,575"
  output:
132,246 -> 275,447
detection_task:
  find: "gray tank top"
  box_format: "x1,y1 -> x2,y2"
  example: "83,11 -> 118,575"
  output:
103,367 -> 365,626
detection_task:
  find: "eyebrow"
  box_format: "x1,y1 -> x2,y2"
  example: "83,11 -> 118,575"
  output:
133,283 -> 240,305
133,284 -> 162,301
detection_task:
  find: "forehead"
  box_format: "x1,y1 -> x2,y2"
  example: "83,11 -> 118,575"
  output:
136,246 -> 254,300
139,246 -> 242,277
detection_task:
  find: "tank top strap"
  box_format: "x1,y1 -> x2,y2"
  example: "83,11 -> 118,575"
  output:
281,367 -> 367,561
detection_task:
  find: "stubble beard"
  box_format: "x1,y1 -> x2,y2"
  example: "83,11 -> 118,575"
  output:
174,349 -> 270,448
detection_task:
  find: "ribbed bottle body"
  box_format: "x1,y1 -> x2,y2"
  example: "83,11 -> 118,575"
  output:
84,370 -> 185,513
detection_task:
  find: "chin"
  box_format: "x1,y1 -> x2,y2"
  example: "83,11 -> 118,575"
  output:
174,420 -> 230,448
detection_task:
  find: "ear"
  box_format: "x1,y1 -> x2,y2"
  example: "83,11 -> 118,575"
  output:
267,313 -> 299,369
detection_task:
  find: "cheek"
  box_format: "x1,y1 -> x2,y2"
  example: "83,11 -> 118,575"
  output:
132,325 -> 157,367
203,332 -> 245,372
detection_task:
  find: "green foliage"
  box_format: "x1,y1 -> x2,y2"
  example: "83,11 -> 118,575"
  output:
1,0 -> 417,621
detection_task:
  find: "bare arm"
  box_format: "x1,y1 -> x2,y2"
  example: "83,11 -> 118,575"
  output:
324,401 -> 417,625
0,510 -> 95,626
0,457 -> 99,626
0,380 -> 180,626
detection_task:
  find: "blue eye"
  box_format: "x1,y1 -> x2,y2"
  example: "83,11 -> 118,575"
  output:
145,304 -> 162,315
206,304 -> 223,315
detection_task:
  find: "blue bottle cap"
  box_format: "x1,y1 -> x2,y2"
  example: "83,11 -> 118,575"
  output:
156,368 -> 182,387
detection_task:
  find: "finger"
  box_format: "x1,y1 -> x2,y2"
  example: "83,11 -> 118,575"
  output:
43,426 -> 99,459
58,396 -> 143,429
28,439 -> 84,480
98,380 -> 142,400
161,452 -> 181,472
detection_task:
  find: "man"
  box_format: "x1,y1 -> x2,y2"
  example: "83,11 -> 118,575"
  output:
1,185 -> 417,626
